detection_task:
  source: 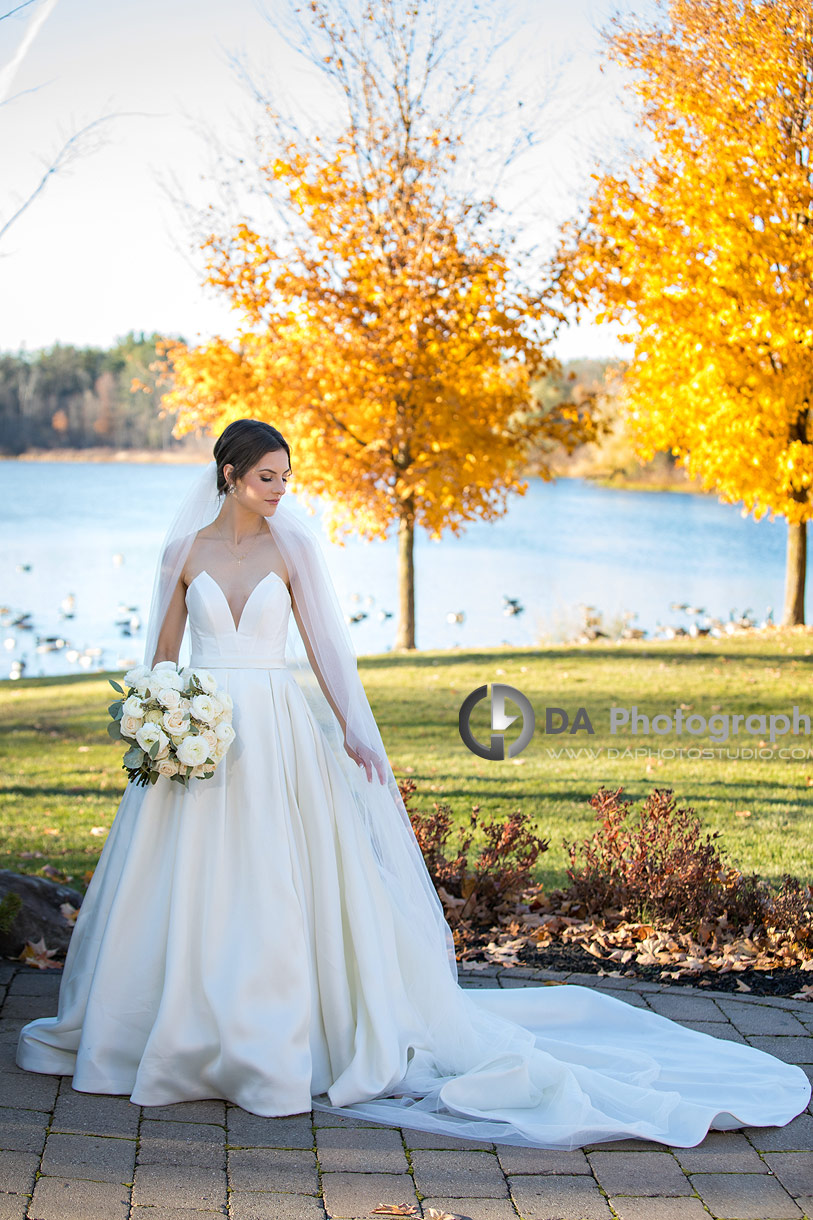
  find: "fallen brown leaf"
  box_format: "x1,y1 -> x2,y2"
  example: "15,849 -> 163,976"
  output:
18,937 -> 62,970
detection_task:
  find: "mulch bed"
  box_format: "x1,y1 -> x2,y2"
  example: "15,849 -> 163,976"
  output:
471,939 -> 812,998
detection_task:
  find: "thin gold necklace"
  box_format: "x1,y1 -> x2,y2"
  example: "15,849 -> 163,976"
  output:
216,517 -> 266,565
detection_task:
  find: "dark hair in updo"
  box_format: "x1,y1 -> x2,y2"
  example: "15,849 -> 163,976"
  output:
212,419 -> 291,497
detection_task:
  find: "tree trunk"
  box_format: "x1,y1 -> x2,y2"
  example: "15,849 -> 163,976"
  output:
781,516 -> 807,627
395,503 -> 416,650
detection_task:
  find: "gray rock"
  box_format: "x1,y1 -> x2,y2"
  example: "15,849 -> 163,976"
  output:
0,870 -> 82,958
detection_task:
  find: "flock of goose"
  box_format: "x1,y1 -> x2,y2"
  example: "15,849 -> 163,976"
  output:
572,602 -> 772,645
2,559 -> 774,679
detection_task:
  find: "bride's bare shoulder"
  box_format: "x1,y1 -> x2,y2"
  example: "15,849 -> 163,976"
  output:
180,527 -> 218,587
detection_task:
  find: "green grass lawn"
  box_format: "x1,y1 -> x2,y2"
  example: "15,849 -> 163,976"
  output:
2,628 -> 812,894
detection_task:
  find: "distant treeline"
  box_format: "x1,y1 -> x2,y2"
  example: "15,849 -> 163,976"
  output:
0,333 -> 189,455
0,337 -> 627,467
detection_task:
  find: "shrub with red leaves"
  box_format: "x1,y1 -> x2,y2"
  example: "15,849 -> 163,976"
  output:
564,785 -> 812,938
398,778 -> 549,928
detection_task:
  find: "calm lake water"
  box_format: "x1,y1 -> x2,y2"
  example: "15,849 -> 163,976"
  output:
0,461 -> 806,681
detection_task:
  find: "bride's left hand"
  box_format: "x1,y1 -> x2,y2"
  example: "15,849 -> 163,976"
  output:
343,739 -> 387,785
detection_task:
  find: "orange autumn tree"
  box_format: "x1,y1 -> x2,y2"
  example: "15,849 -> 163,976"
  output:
155,0 -> 592,649
558,0 -> 813,625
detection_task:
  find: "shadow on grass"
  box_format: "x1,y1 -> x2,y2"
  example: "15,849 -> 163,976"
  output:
0,784 -> 124,798
3,671 -> 122,688
409,783 -> 598,803
350,644 -> 813,672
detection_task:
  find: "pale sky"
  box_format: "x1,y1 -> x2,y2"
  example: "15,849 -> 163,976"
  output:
0,0 -> 657,361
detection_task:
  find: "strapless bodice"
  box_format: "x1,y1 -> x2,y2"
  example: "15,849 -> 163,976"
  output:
185,569 -> 291,668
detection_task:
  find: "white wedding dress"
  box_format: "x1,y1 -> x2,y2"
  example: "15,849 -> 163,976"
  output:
17,569 -> 811,1148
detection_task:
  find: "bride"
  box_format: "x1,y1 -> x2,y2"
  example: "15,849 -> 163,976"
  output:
17,418 -> 810,1149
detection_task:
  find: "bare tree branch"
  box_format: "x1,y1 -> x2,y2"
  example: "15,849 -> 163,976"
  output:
0,0 -> 36,22
0,111 -> 151,246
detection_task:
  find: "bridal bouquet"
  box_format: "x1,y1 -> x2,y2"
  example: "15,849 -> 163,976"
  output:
107,661 -> 236,788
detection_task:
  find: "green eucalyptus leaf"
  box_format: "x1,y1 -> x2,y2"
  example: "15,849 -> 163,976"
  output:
109,679 -> 124,693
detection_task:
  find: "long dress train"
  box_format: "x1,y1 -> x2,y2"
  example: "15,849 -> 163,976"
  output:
17,570 -> 811,1149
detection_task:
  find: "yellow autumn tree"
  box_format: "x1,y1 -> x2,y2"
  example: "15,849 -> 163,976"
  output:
155,0 -> 593,649
558,0 -> 813,625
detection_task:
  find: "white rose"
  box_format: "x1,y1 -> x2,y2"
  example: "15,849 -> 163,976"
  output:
124,664 -> 150,689
201,728 -> 218,751
186,668 -> 218,695
218,691 -> 234,713
190,763 -> 213,779
190,694 -> 218,724
144,709 -> 164,725
156,757 -> 179,777
214,722 -> 236,747
120,714 -> 142,739
176,735 -> 210,766
162,708 -> 188,735
151,670 -> 184,693
122,695 -> 145,718
135,722 -> 169,756
156,687 -> 181,709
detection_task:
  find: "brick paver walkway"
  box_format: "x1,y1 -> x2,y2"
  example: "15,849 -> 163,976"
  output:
1,959 -> 811,1220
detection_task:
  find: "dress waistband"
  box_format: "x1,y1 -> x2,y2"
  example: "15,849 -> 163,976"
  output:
189,656 -> 288,670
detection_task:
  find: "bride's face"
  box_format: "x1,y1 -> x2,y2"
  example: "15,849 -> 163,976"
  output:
226,450 -> 291,515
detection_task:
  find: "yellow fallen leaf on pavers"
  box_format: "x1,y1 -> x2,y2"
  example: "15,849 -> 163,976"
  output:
370,1209 -> 465,1220
18,937 -> 63,970
59,903 -> 79,924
